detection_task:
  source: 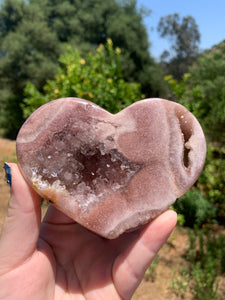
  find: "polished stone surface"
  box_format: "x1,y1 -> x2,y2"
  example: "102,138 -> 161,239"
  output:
16,98 -> 206,238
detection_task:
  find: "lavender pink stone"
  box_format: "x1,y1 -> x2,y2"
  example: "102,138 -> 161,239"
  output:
16,98 -> 206,238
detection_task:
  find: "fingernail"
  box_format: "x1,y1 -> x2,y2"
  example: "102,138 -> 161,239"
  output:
3,162 -> 11,186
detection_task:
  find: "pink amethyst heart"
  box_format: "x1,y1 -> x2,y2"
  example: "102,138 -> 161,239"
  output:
16,98 -> 206,238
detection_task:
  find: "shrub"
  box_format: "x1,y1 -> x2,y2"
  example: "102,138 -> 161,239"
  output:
174,188 -> 216,227
186,228 -> 225,300
174,189 -> 216,227
170,268 -> 190,298
191,261 -> 220,300
172,228 -> 225,300
22,39 -> 143,119
197,145 -> 225,222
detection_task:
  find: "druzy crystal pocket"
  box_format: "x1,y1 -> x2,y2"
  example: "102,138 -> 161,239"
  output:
16,98 -> 206,238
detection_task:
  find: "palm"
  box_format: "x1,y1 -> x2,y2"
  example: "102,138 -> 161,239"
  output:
38,206 -> 139,299
0,164 -> 177,300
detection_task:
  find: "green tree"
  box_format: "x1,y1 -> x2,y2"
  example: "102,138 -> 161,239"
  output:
22,40 -> 143,118
0,0 -> 166,138
34,0 -> 160,95
0,0 -> 61,138
158,13 -> 200,79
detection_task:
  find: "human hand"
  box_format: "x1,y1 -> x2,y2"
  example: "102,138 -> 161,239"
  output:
0,164 -> 177,300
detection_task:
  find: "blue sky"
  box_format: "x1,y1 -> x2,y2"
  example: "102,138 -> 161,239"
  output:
137,0 -> 225,60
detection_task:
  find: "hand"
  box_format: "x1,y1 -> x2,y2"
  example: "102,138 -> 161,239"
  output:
0,164 -> 177,300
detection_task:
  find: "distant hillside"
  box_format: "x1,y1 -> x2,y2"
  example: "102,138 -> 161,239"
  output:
204,39 -> 225,54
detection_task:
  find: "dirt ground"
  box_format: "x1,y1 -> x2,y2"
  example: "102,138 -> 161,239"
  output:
0,137 -> 224,300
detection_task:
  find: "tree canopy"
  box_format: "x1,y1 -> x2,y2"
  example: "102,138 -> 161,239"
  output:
22,40 -> 143,118
0,0 -> 166,138
158,13 -> 200,79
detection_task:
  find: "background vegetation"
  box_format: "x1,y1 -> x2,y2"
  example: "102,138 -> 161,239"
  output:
22,39 -> 143,117
0,0 -> 224,299
0,0 -> 166,138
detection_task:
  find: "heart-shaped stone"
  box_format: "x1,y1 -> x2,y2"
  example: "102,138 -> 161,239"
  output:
16,98 -> 206,238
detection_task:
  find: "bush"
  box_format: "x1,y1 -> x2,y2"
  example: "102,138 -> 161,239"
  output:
186,228 -> 225,300
174,189 -> 216,227
197,145 -> 225,221
171,228 -> 225,300
0,94 -> 24,139
22,39 -> 143,119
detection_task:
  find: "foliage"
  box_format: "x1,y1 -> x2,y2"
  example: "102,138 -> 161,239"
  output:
191,262 -> 220,300
176,213 -> 185,226
165,43 -> 225,144
170,205 -> 185,226
186,228 -> 225,300
0,0 -> 60,91
188,47 -> 225,143
198,145 -> 225,220
170,268 -> 190,298
0,0 -> 167,137
0,94 -> 24,139
158,13 -> 200,79
0,0 -> 61,138
171,228 -> 225,299
22,40 -> 143,118
35,0 -> 152,81
174,189 -> 217,228
158,13 -> 200,59
164,73 -> 190,100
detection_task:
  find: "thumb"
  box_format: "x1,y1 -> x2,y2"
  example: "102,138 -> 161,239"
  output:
0,163 -> 41,274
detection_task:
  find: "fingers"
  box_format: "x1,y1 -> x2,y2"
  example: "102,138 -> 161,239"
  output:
112,210 -> 177,300
0,163 -> 42,274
